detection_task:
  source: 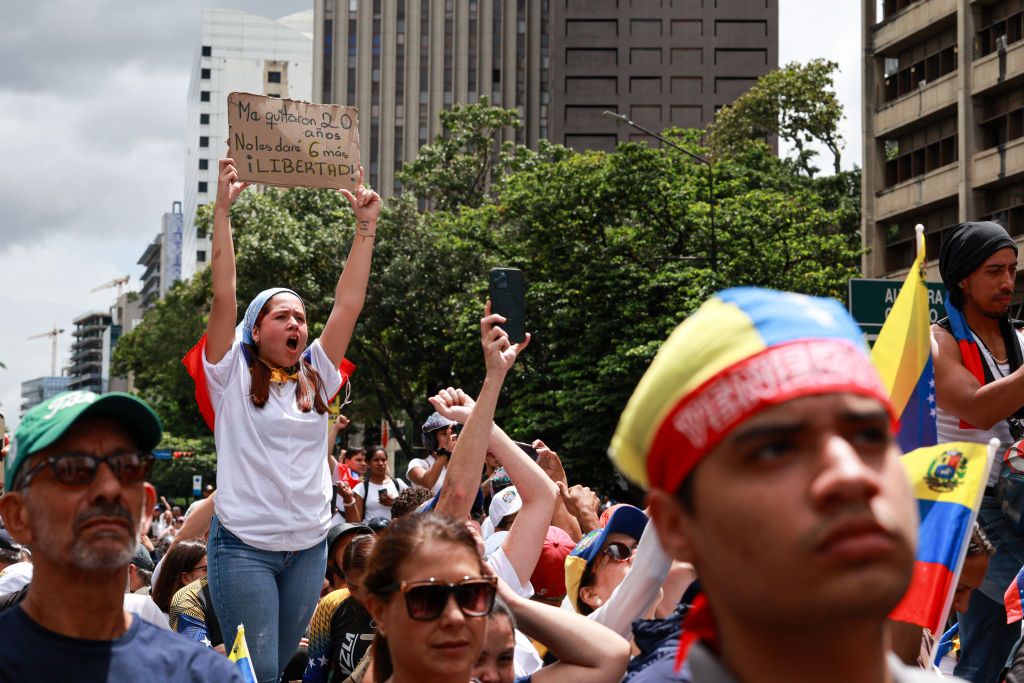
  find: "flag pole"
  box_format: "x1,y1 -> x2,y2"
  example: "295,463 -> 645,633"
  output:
915,224 -> 924,255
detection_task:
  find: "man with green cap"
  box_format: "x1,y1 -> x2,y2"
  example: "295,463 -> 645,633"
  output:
0,390 -> 243,682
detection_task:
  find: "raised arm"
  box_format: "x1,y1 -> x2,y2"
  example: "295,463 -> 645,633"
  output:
408,454 -> 448,490
206,158 -> 248,364
428,395 -> 557,585
320,168 -> 381,368
535,443 -> 583,542
494,573 -> 630,683
488,434 -> 558,586
432,302 -> 530,519
933,324 -> 1024,428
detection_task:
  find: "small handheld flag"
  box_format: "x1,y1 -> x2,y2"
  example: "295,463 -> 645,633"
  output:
870,224 -> 937,453
229,624 -> 258,683
890,440 -> 996,636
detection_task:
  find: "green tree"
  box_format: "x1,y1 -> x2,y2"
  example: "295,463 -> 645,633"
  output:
117,65 -> 861,491
147,433 -> 217,503
708,59 -> 845,176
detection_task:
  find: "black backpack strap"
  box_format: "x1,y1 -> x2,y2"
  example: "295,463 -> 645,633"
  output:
198,581 -> 224,647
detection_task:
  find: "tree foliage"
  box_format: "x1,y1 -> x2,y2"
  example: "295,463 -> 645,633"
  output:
709,58 -> 845,176
116,61 -> 861,492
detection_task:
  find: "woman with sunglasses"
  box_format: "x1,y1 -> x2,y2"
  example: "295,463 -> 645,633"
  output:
564,504 -> 677,639
189,157 -> 380,683
365,513 -> 497,683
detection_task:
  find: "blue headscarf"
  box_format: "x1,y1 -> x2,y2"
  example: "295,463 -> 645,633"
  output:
237,287 -> 304,346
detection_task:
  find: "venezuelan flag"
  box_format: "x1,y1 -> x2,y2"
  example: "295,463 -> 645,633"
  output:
228,624 -> 258,683
1005,566 -> 1024,623
870,228 -> 938,453
182,333 -> 355,432
890,442 -> 991,635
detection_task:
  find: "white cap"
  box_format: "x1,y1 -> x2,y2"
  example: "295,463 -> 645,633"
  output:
485,486 -> 522,538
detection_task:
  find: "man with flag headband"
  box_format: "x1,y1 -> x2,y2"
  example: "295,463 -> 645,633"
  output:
933,220 -> 1024,682
609,288 -> 939,682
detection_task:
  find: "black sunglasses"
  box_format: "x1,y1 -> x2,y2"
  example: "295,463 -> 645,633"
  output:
379,575 -> 497,621
15,451 -> 155,489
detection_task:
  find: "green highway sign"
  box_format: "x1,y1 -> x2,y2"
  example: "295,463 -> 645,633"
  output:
848,278 -> 947,339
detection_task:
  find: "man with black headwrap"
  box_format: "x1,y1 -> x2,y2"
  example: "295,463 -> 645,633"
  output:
934,220 -> 1024,683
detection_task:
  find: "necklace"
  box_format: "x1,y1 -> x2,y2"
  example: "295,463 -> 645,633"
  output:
974,336 -> 1010,376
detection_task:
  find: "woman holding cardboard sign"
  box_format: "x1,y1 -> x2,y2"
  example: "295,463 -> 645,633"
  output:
192,157 -> 378,683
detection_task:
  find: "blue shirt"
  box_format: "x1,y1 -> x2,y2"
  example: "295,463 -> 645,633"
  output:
0,605 -> 245,682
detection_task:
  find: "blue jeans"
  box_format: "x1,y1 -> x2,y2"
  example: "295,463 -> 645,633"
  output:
954,495 -> 1024,683
207,515 -> 327,683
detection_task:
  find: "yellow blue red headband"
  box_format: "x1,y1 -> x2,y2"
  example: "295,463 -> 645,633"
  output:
609,288 -> 897,493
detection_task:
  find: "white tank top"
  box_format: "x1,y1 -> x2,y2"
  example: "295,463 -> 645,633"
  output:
936,327 -> 1024,486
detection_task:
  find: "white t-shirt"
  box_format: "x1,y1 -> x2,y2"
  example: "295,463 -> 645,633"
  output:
124,593 -> 172,631
406,455 -> 446,494
355,478 -> 409,521
203,338 -> 342,551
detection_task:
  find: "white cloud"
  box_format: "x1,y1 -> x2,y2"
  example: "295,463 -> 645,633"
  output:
0,240 -> 127,427
778,0 -> 861,171
0,0 -> 860,428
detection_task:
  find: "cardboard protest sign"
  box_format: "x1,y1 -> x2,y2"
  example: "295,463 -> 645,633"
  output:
227,92 -> 360,191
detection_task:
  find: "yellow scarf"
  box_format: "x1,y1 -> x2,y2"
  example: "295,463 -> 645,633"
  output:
258,356 -> 300,383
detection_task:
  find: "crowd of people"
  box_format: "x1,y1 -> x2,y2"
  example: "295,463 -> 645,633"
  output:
1,157 -> 1024,683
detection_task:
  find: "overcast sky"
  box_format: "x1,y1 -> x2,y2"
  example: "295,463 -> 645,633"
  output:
0,0 -> 860,426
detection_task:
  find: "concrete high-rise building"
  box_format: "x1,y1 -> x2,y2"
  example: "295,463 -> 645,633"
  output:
67,310 -> 115,395
862,0 -> 1024,281
313,0 -> 777,197
184,7 -> 314,280
66,294 -> 142,396
138,202 -> 211,310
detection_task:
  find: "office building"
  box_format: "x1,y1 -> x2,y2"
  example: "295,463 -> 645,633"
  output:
313,0 -> 778,197
66,294 -> 142,395
20,376 -> 71,417
184,7 -> 314,280
67,310 -> 115,395
862,0 -> 1024,281
138,202 -> 211,310
549,0 -> 777,151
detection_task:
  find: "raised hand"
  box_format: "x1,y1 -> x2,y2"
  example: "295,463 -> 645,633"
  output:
339,167 -> 381,234
335,480 -> 355,506
428,386 -> 475,424
217,157 -> 248,208
481,300 -> 530,376
534,440 -> 567,485
557,481 -> 601,534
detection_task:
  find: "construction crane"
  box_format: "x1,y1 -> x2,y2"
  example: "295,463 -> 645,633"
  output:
28,326 -> 64,376
91,275 -> 130,299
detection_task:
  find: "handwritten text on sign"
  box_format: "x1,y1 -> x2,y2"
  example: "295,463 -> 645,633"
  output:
227,92 -> 361,191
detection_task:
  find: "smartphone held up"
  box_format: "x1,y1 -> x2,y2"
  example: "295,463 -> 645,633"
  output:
488,267 -> 526,344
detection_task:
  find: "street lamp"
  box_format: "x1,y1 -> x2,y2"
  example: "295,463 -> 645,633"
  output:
602,110 -> 716,273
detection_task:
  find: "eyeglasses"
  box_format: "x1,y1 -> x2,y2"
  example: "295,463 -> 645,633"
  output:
191,565 -> 207,573
15,451 -> 155,490
601,541 -> 638,563
379,575 -> 497,621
